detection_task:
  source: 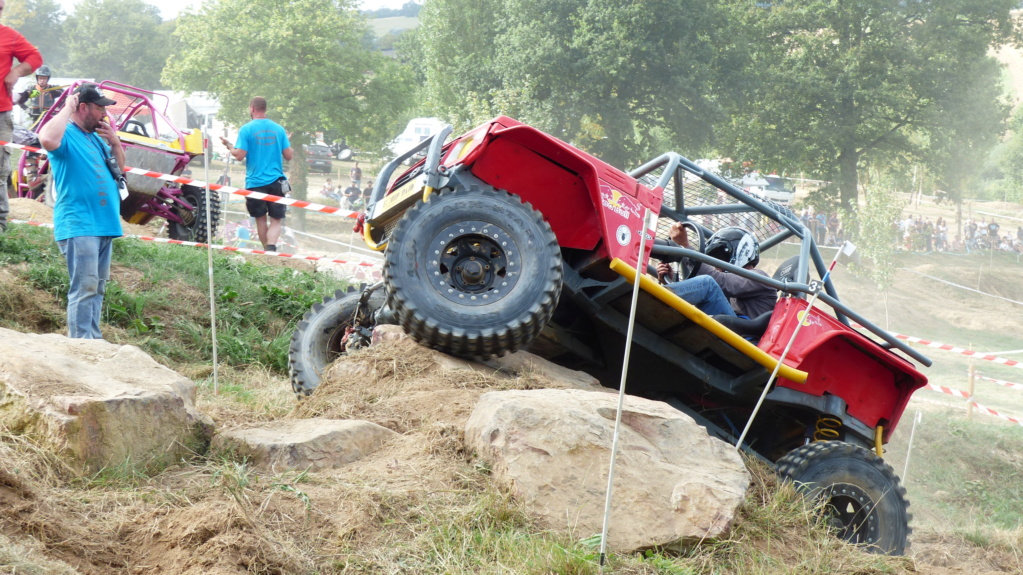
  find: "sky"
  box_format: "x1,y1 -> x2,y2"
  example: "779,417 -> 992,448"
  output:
55,0 -> 410,20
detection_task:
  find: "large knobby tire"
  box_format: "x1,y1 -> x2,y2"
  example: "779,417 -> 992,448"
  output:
168,185 -> 220,243
777,440 -> 911,555
384,186 -> 562,358
289,286 -> 386,397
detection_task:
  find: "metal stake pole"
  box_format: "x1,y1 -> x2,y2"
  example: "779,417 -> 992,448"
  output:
202,122 -> 220,395
901,410 -> 922,483
598,209 -> 654,570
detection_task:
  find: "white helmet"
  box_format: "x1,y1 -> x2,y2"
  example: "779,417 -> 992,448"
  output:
705,227 -> 760,269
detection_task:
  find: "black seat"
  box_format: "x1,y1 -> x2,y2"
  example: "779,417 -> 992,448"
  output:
713,311 -> 773,340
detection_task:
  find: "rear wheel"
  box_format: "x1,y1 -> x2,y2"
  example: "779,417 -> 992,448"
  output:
776,440 -> 911,555
288,285 -> 387,396
168,185 -> 220,243
384,185 -> 562,358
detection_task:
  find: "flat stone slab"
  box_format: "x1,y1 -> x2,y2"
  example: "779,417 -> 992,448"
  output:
0,328 -> 214,472
212,418 -> 398,471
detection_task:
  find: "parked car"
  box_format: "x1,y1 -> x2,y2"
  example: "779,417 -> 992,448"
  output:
741,172 -> 795,205
388,117 -> 447,164
305,144 -> 334,174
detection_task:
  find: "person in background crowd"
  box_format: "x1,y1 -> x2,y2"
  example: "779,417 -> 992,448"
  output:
38,83 -> 124,339
935,217 -> 947,252
350,160 -> 362,188
0,1 -> 43,233
220,96 -> 292,252
362,178 -> 373,205
988,219 -> 1000,248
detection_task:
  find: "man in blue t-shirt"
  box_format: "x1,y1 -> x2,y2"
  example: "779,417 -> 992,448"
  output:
220,97 -> 293,252
38,83 -> 124,339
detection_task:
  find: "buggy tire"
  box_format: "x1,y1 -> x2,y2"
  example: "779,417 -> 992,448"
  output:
288,285 -> 386,397
777,440 -> 911,555
384,185 -> 562,358
168,185 -> 220,243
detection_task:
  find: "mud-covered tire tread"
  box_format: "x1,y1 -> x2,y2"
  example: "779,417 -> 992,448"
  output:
288,284 -> 384,397
168,184 -> 221,243
384,185 -> 562,358
776,440 -> 911,555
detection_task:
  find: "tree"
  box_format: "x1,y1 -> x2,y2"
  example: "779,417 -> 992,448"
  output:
721,0 -> 1019,212
409,0 -> 742,167
63,0 -> 170,87
4,0 -> 67,71
851,182 -> 905,327
163,0 -> 414,214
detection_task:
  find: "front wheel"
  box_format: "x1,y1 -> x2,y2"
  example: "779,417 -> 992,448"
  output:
288,286 -> 387,397
776,440 -> 911,555
384,185 -> 562,358
168,185 -> 220,243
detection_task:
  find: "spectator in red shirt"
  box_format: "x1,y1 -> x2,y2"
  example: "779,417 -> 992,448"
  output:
0,0 -> 43,232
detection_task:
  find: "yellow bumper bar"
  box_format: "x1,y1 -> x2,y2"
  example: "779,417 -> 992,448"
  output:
609,258 -> 808,385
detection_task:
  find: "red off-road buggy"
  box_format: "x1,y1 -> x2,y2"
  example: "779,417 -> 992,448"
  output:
12,81 -> 218,242
290,116 -> 931,554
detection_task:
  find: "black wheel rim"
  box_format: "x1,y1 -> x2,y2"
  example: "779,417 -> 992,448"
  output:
823,483 -> 878,546
427,220 -> 518,306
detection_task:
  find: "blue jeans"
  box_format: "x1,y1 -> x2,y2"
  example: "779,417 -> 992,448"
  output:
665,275 -> 736,316
58,236 -> 114,339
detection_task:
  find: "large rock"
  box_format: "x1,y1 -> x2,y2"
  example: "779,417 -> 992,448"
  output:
212,418 -> 397,471
464,389 -> 750,552
0,328 -> 213,471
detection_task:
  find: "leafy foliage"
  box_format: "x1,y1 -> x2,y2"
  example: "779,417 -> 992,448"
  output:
849,183 -> 906,326
407,0 -> 740,167
164,0 -> 414,158
721,0 -> 1020,210
3,0 -> 67,70
62,0 -> 171,88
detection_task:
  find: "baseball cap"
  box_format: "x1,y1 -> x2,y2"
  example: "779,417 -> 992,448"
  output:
74,83 -> 117,107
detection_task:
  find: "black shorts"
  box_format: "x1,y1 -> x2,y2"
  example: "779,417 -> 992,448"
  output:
246,179 -> 287,220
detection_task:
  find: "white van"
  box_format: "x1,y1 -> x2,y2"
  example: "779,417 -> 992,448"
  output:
388,117 -> 447,158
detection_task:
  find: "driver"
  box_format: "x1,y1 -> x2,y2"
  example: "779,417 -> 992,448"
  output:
656,222 -> 775,318
17,64 -> 62,123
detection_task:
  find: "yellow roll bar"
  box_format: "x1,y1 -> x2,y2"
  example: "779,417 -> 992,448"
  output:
609,258 -> 808,385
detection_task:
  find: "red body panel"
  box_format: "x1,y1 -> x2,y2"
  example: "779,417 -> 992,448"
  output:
759,298 -> 927,439
440,116 -> 663,269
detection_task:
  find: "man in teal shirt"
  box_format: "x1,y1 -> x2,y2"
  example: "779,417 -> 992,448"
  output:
38,83 -> 124,339
220,97 -> 293,251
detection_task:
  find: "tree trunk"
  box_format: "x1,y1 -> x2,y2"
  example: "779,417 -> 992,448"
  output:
290,145 -> 309,231
837,148 -> 859,217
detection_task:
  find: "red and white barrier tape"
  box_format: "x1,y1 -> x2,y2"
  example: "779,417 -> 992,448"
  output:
10,220 -> 382,271
924,383 -> 1023,426
853,321 -> 1022,369
925,383 -> 971,399
893,333 -> 1021,369
1,140 -> 359,218
975,374 -> 1023,390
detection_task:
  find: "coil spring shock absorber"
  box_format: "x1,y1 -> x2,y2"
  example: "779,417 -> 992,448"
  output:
812,415 -> 842,442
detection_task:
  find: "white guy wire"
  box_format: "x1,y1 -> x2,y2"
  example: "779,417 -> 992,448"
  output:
599,208 -> 653,570
735,242 -> 847,451
202,123 -> 220,395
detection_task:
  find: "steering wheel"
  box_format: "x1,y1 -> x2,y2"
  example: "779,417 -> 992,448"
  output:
679,220 -> 708,280
122,120 -> 149,138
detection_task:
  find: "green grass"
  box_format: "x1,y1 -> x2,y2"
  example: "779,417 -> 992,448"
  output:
886,409 -> 1023,531
368,15 -> 420,39
0,223 -> 350,374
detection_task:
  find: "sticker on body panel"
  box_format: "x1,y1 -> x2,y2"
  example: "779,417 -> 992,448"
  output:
600,185 -> 642,220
